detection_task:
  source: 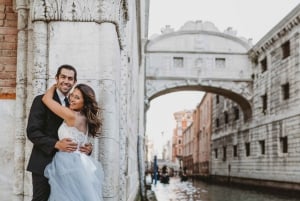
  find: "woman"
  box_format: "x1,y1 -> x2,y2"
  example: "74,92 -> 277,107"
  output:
42,83 -> 104,201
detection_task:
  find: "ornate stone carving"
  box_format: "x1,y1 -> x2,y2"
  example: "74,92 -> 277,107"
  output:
31,0 -> 46,21
45,0 -> 100,21
31,0 -> 129,48
31,0 -> 127,23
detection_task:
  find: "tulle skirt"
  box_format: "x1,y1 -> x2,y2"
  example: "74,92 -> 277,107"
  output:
44,151 -> 104,201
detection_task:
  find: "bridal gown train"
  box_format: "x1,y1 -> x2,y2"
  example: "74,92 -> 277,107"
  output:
44,122 -> 104,201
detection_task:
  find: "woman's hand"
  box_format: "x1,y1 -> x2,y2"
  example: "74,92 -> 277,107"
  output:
79,143 -> 93,155
55,138 -> 78,152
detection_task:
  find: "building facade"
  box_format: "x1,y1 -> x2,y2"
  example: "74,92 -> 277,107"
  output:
172,110 -> 193,169
182,121 -> 194,175
194,93 -> 213,176
211,4 -> 300,190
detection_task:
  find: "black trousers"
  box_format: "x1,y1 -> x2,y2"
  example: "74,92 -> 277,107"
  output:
32,173 -> 50,201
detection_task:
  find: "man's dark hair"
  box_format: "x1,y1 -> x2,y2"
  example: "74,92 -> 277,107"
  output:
55,64 -> 77,81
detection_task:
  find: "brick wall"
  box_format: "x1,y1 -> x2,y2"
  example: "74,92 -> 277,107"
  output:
0,0 -> 17,99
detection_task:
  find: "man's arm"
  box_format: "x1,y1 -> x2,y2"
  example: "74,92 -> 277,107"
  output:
27,95 -> 78,153
26,95 -> 58,155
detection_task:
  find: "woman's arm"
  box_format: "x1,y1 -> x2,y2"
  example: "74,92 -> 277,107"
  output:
42,84 -> 75,125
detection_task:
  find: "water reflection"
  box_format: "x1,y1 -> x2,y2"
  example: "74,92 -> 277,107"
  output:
152,177 -> 300,201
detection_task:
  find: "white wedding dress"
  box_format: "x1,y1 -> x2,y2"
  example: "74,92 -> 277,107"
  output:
44,122 -> 104,201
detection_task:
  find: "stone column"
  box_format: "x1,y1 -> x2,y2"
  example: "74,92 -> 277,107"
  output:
31,21 -> 48,95
119,50 -> 129,201
22,20 -> 48,199
97,22 -> 121,201
13,1 -> 28,200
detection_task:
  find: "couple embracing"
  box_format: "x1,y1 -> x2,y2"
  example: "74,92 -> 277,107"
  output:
27,65 -> 104,201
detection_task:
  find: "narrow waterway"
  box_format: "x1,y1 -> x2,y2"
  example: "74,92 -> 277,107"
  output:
151,177 -> 300,201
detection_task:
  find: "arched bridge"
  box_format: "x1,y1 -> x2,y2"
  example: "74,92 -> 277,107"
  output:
145,21 -> 254,120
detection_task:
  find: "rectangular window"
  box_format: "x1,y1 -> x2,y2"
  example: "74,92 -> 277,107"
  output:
216,95 -> 219,104
233,145 -> 238,157
259,140 -> 265,155
234,106 -> 239,120
245,142 -> 250,157
173,57 -> 184,68
260,57 -> 267,73
214,148 -> 218,159
215,58 -> 226,68
224,112 -> 229,124
281,41 -> 290,59
223,146 -> 227,161
282,83 -> 290,100
216,118 -> 220,128
261,94 -> 267,115
280,136 -> 288,153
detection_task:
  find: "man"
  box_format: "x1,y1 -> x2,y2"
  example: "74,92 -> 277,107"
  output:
27,64 -> 91,201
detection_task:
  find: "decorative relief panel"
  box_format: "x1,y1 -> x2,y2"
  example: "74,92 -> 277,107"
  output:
31,0 -> 125,23
46,0 -> 100,21
32,0 -> 99,21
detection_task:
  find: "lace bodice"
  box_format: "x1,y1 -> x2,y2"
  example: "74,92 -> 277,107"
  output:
58,122 -> 88,149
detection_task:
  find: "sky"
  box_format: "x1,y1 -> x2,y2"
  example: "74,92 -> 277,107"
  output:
145,0 -> 300,157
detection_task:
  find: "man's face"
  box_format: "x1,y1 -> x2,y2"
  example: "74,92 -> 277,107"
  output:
55,68 -> 76,96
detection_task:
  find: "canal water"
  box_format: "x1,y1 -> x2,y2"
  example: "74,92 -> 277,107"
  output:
151,177 -> 300,201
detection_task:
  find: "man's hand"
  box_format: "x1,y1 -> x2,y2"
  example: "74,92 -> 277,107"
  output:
79,143 -> 93,155
55,138 -> 78,152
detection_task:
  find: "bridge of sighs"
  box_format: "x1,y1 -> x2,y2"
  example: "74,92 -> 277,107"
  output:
145,21 -> 254,120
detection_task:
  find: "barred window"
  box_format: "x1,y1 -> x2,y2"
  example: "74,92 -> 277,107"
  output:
215,58 -> 226,68
173,57 -> 184,68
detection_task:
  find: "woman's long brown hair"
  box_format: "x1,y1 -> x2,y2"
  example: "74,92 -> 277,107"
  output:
74,84 -> 102,137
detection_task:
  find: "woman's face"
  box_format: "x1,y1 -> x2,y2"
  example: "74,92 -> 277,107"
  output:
69,88 -> 84,111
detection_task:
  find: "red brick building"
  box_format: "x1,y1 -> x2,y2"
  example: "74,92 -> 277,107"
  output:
0,0 -> 17,99
172,110 -> 193,169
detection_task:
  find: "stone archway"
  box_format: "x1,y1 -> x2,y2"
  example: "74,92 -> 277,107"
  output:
145,21 -> 253,121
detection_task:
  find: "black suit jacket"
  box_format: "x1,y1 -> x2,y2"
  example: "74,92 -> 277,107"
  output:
26,91 -> 63,175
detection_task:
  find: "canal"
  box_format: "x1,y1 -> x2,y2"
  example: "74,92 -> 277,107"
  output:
151,177 -> 300,201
